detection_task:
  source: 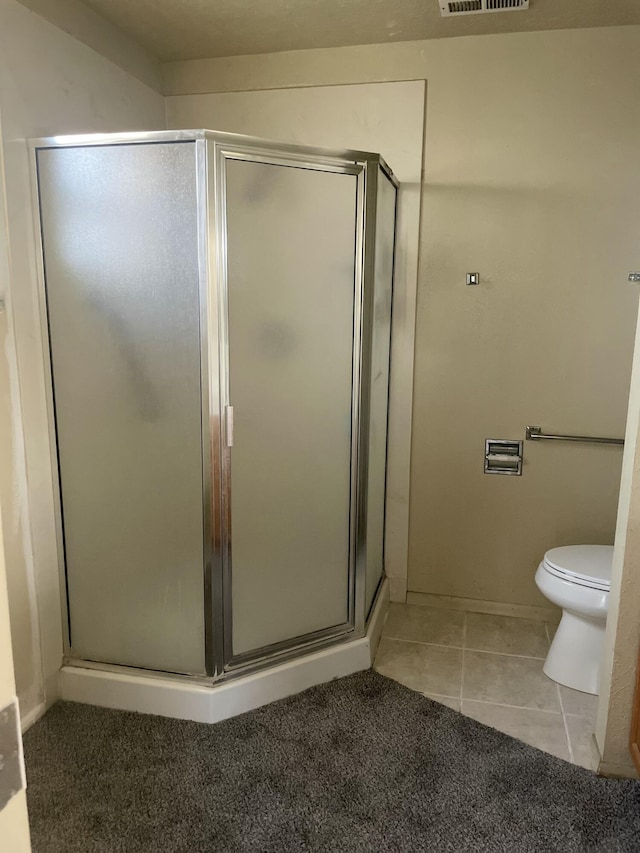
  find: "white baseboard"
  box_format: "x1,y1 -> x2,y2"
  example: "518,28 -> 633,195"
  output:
367,577 -> 389,663
565,733 -> 637,779
387,576 -> 407,603
406,591 -> 560,623
597,759 -> 639,779
593,733 -> 639,779
59,580 -> 389,725
20,701 -> 46,733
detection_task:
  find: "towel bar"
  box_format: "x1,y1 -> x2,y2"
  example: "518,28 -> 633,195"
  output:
525,426 -> 624,447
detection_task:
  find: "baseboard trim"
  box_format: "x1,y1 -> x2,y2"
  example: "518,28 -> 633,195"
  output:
59,583 -> 388,725
20,701 -> 46,733
591,727 -> 638,779
367,577 -> 390,664
387,576 -> 407,603
583,732 -> 601,773
597,759 -> 639,780
405,591 -> 560,623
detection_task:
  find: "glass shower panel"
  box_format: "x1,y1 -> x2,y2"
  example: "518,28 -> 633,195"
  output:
365,169 -> 397,614
225,158 -> 357,657
37,142 -> 206,674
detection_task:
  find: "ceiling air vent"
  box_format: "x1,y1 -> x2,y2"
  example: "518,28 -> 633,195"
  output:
440,0 -> 528,16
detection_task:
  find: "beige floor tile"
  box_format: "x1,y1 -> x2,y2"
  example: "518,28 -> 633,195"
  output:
374,638 -> 462,696
565,715 -> 597,770
425,694 -> 460,711
559,686 -> 599,722
462,650 -> 560,711
461,700 -> 570,761
382,604 -> 463,646
465,613 -> 549,658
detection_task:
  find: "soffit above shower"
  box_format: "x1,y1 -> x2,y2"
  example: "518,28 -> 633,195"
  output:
42,0 -> 640,62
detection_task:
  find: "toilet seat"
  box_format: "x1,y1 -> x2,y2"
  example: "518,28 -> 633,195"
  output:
542,545 -> 613,592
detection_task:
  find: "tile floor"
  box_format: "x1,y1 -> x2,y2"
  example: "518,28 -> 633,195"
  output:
374,603 -> 599,768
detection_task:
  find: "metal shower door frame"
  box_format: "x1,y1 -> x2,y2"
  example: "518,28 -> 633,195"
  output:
30,132 -> 212,677
205,132 -> 382,677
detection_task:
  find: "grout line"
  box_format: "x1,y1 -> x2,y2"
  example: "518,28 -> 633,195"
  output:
382,634 -> 546,661
426,692 -> 463,702
462,696 -> 563,715
556,683 -> 575,764
387,606 -> 575,758
382,635 -> 463,649
460,612 -> 467,708
465,648 -> 545,661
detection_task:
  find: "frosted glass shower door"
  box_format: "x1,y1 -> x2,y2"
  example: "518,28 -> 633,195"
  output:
37,142 -> 206,674
224,156 -> 359,660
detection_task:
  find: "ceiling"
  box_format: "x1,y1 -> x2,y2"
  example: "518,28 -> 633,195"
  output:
76,0 -> 640,62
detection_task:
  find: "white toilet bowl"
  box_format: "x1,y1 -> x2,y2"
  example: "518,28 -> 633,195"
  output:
535,545 -> 612,695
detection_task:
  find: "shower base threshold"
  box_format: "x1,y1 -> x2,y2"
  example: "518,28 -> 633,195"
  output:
58,579 -> 388,724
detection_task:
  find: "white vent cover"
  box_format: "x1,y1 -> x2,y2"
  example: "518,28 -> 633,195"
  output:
440,0 -> 529,16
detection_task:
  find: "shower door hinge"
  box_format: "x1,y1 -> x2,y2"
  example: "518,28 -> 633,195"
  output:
225,405 -> 234,447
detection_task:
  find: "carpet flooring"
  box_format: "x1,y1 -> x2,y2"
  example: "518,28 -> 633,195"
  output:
23,670 -> 640,852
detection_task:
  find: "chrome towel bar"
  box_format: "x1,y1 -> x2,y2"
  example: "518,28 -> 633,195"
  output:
525,425 -> 624,447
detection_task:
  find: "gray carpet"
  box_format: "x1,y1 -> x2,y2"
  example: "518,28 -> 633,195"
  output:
23,670 -> 640,852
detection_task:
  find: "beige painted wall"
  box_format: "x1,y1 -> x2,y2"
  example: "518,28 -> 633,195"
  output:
0,104 -> 31,853
0,0 -> 166,724
166,26 -> 640,608
15,0 -> 162,91
166,81 -> 425,602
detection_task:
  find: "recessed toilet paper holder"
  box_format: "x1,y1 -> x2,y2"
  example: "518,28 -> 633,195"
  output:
484,439 -> 523,476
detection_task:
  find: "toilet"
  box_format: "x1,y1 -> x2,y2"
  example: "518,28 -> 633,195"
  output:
535,545 -> 613,695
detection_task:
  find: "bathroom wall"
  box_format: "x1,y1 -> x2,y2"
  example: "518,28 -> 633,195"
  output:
14,0 -> 162,90
0,0 -> 165,725
165,25 -> 640,609
0,116 -> 31,852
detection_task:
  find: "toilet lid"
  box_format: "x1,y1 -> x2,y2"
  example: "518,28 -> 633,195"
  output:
543,545 -> 613,591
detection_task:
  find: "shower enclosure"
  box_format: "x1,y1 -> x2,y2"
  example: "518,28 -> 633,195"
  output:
32,130 -> 397,687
